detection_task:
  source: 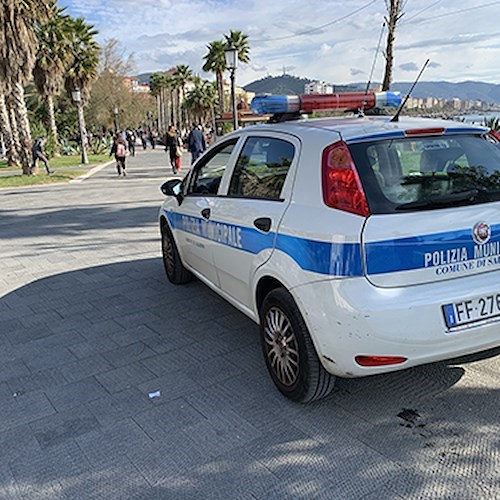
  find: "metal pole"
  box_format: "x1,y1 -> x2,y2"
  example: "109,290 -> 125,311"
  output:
230,69 -> 238,131
77,101 -> 88,164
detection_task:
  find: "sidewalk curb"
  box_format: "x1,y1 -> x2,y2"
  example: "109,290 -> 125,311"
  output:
69,160 -> 114,183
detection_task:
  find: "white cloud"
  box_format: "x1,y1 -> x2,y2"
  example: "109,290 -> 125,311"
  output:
58,0 -> 500,85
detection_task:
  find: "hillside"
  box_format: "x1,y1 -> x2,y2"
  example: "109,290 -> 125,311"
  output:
135,72 -> 500,104
391,81 -> 500,104
242,75 -> 500,104
243,75 -> 361,96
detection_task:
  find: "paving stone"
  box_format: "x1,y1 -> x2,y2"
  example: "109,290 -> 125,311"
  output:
44,377 -> 108,411
94,362 -> 156,393
60,354 -> 114,383
87,387 -> 154,426
7,368 -> 67,395
30,406 -> 101,449
22,346 -> 78,372
101,341 -> 157,368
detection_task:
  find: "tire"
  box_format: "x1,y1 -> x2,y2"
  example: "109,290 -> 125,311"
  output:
161,222 -> 192,285
259,288 -> 336,403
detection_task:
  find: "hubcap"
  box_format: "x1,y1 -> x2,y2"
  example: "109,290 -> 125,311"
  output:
263,306 -> 299,387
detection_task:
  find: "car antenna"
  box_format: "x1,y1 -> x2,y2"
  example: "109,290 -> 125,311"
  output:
390,58 -> 430,122
364,22 -> 386,95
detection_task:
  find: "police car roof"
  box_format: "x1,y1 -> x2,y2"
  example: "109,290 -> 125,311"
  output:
244,115 -> 488,143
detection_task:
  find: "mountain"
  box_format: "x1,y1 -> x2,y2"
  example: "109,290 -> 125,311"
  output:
242,75 -> 500,104
243,75 -> 360,96
390,81 -> 500,104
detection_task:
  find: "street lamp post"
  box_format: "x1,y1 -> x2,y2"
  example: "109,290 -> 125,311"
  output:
113,106 -> 119,132
71,87 -> 88,165
225,43 -> 239,131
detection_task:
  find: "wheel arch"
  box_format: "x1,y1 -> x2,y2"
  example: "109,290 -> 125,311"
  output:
255,276 -> 287,315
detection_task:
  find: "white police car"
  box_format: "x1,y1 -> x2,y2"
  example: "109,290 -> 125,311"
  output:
159,91 -> 500,403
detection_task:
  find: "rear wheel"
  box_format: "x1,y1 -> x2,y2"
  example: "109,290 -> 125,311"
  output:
260,288 -> 335,403
161,222 -> 192,284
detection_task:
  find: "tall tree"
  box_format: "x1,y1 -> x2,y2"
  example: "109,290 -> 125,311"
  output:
381,0 -> 407,91
224,30 -> 250,65
0,0 -> 52,173
0,83 -> 18,166
173,64 -> 193,129
33,6 -> 73,154
64,17 -> 100,161
202,40 -> 226,114
184,79 -> 217,129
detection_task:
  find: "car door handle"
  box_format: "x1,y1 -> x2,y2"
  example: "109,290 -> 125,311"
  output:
201,208 -> 211,220
253,217 -> 272,232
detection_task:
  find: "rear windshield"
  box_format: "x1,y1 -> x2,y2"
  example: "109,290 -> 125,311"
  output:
348,133 -> 500,213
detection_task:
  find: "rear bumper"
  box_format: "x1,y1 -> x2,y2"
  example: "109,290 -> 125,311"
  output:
292,271 -> 500,377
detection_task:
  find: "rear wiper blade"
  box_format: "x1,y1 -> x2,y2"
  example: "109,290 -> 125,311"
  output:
395,189 -> 479,211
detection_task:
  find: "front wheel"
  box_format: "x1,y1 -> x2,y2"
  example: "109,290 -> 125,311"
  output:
161,222 -> 192,284
260,288 -> 335,403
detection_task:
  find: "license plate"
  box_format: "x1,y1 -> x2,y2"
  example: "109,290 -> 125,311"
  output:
443,294 -> 500,329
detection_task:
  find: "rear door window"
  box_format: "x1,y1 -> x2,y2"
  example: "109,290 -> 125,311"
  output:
349,134 -> 500,213
228,137 -> 295,200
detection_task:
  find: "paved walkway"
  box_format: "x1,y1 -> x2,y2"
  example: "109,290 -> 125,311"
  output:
1,148 -> 499,499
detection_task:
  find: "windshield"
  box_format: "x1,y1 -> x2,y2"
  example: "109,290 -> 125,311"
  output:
349,133 -> 500,213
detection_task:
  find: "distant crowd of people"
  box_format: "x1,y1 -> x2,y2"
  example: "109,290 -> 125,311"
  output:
30,122 -> 215,179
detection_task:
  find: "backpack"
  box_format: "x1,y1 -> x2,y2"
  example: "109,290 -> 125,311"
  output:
116,143 -> 126,156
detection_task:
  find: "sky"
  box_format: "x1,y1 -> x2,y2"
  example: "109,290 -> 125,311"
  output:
57,0 -> 500,86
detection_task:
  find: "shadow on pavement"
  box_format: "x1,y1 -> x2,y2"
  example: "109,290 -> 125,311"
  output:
1,258 -> 499,498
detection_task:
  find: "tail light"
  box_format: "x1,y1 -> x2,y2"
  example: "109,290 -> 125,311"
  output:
321,141 -> 370,217
355,355 -> 408,367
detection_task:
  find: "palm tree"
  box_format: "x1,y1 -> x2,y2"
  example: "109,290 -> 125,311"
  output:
184,79 -> 217,129
0,0 -> 52,173
150,72 -> 165,132
173,64 -> 193,129
33,6 -> 73,154
0,83 -> 18,166
202,40 -> 226,114
224,30 -> 251,65
64,16 -> 100,163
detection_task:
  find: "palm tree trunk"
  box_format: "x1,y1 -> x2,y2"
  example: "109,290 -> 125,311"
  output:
216,71 -> 224,114
161,87 -> 167,133
158,90 -> 163,134
46,94 -> 60,155
172,91 -> 178,129
0,90 -> 19,167
177,88 -> 182,129
10,83 -> 31,174
156,95 -> 161,132
165,89 -> 170,129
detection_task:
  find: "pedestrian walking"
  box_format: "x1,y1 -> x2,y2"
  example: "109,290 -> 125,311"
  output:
188,124 -> 206,165
165,125 -> 183,174
126,130 -> 136,157
110,136 -> 127,176
30,136 -> 54,175
148,130 -> 156,149
140,131 -> 147,150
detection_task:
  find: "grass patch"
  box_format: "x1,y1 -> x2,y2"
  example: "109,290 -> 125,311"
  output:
0,169 -> 91,188
0,153 -> 109,171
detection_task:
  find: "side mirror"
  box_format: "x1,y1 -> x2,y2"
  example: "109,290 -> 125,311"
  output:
160,179 -> 183,203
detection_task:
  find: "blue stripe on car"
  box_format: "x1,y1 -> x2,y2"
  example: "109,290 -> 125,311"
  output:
164,210 -> 500,278
364,224 -> 500,274
164,210 -> 362,277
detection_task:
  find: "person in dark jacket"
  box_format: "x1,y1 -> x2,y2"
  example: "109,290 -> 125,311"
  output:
30,136 -> 53,175
187,124 -> 206,165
